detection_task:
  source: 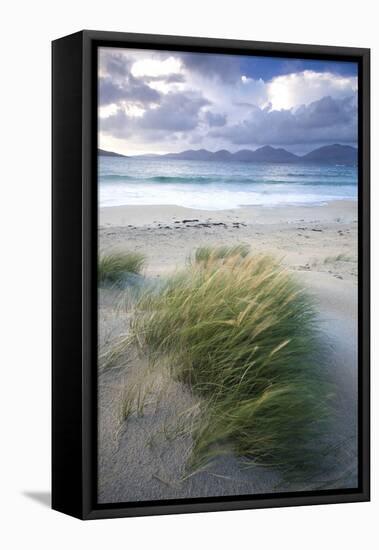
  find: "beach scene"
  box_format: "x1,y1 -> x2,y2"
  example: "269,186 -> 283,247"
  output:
97,47 -> 358,503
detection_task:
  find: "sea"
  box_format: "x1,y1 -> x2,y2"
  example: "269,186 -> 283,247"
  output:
99,157 -> 358,211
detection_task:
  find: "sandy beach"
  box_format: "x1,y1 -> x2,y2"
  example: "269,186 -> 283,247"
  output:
98,200 -> 358,503
99,201 -> 357,281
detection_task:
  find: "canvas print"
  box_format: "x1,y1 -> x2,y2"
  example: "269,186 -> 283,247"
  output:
97,46 -> 358,504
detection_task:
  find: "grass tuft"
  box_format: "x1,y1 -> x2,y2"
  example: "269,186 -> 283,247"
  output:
98,251 -> 145,285
193,243 -> 250,265
130,249 -> 333,474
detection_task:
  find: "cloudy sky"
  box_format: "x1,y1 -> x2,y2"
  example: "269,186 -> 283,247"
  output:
98,47 -> 358,156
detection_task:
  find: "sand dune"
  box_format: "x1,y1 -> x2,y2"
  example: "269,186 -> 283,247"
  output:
98,201 -> 358,503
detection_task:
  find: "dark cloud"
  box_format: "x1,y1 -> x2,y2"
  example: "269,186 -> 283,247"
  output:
234,101 -> 258,108
99,50 -> 185,107
143,73 -> 186,84
211,95 -> 357,146
98,48 -> 357,152
140,91 -> 210,131
100,91 -> 210,138
294,95 -> 355,129
179,52 -> 241,83
99,76 -> 160,106
100,109 -> 133,138
99,50 -> 162,107
100,50 -> 133,77
204,111 -> 227,127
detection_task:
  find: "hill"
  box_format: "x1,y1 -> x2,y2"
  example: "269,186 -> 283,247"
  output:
128,144 -> 358,165
302,144 -> 357,165
98,148 -> 127,157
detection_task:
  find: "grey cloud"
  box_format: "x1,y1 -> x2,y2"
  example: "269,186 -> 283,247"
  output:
166,73 -> 186,83
234,101 -> 257,108
100,108 -> 133,138
99,50 -> 162,107
204,111 -> 227,127
143,73 -> 186,84
100,90 -> 210,138
99,50 -> 185,107
179,52 -> 241,83
140,91 -> 209,131
100,50 -> 133,77
211,95 -> 357,146
294,95 -> 355,129
99,76 -> 160,106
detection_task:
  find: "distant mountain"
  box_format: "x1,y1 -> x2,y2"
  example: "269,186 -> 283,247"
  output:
128,144 -> 358,165
98,148 -> 127,157
212,149 -> 234,161
302,144 -> 357,165
162,149 -> 214,161
132,153 -> 161,159
233,149 -> 259,162
249,145 -> 299,163
153,147 -> 299,163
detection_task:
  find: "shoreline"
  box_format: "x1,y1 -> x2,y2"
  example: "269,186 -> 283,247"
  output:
99,199 -> 357,227
99,200 -> 357,282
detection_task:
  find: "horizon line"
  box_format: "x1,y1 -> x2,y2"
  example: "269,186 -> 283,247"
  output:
99,143 -> 358,158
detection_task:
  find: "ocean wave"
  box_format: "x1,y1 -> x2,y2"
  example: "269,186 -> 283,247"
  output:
285,172 -> 352,178
101,174 -> 262,184
100,173 -> 356,186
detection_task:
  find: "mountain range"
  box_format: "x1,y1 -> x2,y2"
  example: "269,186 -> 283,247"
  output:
98,144 -> 357,165
98,148 -> 128,158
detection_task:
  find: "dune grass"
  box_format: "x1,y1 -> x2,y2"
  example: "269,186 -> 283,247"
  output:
193,243 -> 250,265
130,249 -> 333,474
98,251 -> 145,285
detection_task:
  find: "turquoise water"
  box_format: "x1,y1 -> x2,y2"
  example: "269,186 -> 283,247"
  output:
99,157 -> 358,210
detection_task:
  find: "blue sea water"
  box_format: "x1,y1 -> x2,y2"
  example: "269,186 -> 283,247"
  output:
99,157 -> 357,210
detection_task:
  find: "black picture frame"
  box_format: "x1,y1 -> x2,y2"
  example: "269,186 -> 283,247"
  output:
52,30 -> 370,520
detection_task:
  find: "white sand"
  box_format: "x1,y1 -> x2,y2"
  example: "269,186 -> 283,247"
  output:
98,200 -> 358,503
99,200 -> 356,227
99,201 -> 357,282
